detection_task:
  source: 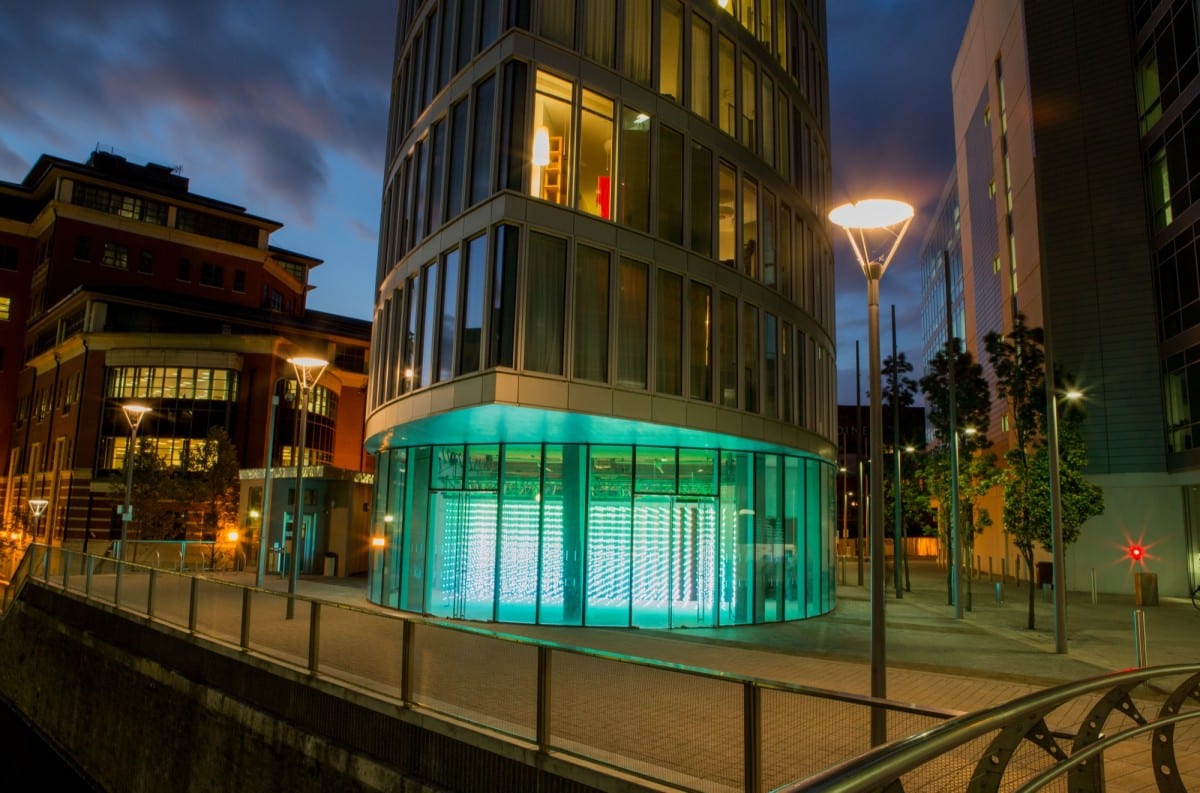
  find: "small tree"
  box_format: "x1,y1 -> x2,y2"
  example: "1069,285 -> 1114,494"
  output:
919,338 -> 999,605
109,439 -> 179,543
985,318 -> 1104,629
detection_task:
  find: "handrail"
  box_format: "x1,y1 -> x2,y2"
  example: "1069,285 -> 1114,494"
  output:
776,663 -> 1200,792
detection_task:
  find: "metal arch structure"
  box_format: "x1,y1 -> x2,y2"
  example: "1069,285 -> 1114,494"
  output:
779,663 -> 1200,793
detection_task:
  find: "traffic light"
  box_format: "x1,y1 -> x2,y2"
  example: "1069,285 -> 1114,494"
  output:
1127,543 -> 1146,563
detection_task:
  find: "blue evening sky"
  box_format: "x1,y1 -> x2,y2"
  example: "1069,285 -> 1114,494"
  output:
0,0 -> 974,403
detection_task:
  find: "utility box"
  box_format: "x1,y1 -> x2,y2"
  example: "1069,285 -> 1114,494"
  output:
1134,572 -> 1158,606
1036,561 -> 1054,588
324,552 -> 338,577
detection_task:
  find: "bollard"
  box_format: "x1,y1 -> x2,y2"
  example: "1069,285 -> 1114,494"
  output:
1002,557 -> 1008,585
1042,583 -> 1052,603
994,581 -> 1003,604
1133,609 -> 1148,667
1090,568 -> 1098,605
988,556 -> 994,582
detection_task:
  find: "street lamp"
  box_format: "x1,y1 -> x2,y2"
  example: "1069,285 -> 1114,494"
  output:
1049,387 -> 1082,654
255,375 -> 290,589
28,499 -> 48,544
285,355 -> 328,619
116,403 -> 151,605
829,197 -> 913,747
954,426 -> 978,612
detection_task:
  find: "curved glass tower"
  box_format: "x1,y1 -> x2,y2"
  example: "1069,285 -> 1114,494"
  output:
366,0 -> 837,628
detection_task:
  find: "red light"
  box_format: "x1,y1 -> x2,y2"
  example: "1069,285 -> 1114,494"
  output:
1128,544 -> 1145,562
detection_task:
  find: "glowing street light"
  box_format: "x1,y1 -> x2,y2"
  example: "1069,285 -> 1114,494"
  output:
285,355 -> 328,619
829,196 -> 913,748
28,498 -> 48,544
114,403 -> 151,605
1049,387 -> 1082,653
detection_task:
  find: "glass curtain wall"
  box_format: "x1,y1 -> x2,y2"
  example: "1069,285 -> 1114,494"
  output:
369,442 -> 834,627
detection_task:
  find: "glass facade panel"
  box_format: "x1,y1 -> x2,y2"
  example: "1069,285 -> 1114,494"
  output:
762,188 -> 776,287
370,441 -> 833,628
689,281 -> 712,401
524,232 -> 567,374
617,258 -> 649,389
764,312 -> 778,419
741,54 -> 757,150
656,269 -> 683,395
420,260 -> 439,388
587,446 -> 633,625
468,75 -> 496,205
531,71 -> 573,206
623,0 -> 651,85
579,89 -> 615,218
583,0 -> 616,68
619,106 -> 651,231
535,0 -> 573,47
447,99 -> 469,218
574,245 -> 610,382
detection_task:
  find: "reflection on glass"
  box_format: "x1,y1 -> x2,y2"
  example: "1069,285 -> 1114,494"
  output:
459,234 -> 486,375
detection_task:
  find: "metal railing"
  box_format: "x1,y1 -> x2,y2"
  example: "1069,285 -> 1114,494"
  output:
3,543 -> 958,792
776,665 -> 1200,792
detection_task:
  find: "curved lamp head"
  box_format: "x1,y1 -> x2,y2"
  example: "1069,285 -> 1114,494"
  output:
829,198 -> 914,281
122,403 -> 152,431
28,498 -> 49,517
287,355 -> 329,392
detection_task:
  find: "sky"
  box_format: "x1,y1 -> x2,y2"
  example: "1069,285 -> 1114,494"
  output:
0,0 -> 974,405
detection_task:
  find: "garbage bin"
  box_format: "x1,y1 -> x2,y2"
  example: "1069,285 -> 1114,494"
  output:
1134,572 -> 1158,606
1036,561 -> 1054,588
323,552 -> 338,577
268,543 -> 282,574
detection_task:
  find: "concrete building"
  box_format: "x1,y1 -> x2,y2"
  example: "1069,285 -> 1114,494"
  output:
927,0 -> 1200,596
0,150 -> 373,576
365,0 -> 839,626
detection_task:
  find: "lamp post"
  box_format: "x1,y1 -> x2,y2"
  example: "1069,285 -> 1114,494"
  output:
1048,387 -> 1082,654
28,498 -> 48,544
116,403 -> 151,605
829,197 -> 913,748
956,426 -> 978,611
285,355 -> 328,619
255,378 -> 287,589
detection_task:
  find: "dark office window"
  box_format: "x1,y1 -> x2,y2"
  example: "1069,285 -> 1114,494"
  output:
446,98 -> 469,219
427,119 -> 446,235
139,250 -> 154,274
489,224 -> 519,368
456,0 -> 478,71
459,233 -> 488,375
499,61 -> 529,192
468,75 -> 497,206
658,126 -> 685,245
573,245 -> 610,382
233,269 -> 246,292
178,258 -> 192,281
690,144 -> 713,256
0,245 -> 17,271
200,262 -> 225,287
75,236 -> 91,261
524,232 -> 566,374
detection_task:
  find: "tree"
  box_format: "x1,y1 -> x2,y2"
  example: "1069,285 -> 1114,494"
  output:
919,338 -> 1001,606
180,426 -> 241,543
985,317 -> 1104,629
109,439 -> 179,543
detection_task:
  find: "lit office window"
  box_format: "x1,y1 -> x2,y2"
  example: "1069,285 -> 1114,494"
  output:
719,35 -> 736,136
582,0 -> 616,68
619,107 -> 651,232
617,258 -> 648,389
574,246 -> 610,382
659,0 -> 684,103
743,176 -> 759,278
719,161 -> 736,267
741,54 -> 757,150
690,15 -> 712,121
689,143 -> 713,256
535,0 -> 574,47
578,89 -> 615,218
531,70 -> 573,207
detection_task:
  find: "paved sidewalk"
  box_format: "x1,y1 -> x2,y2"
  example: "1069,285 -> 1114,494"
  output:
286,557 -> 1200,715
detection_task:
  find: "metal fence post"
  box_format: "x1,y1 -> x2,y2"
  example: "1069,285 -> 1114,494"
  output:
1133,609 -> 1148,667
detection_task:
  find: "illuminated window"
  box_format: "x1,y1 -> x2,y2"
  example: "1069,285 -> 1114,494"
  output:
690,15 -> 712,121
530,70 -> 573,207
101,243 -> 129,270
578,89 -> 614,218
659,0 -> 683,102
719,35 -> 736,136
0,296 -> 9,321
